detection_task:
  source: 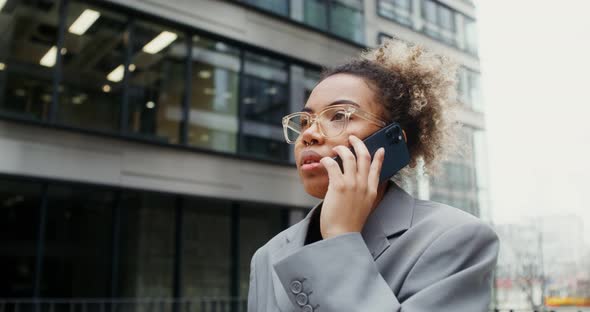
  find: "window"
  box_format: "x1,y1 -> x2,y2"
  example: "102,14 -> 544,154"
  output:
467,69 -> 482,112
330,0 -> 365,44
0,179 -> 43,298
457,67 -> 482,112
117,191 -> 176,298
126,21 -> 186,143
241,52 -> 289,161
182,198 -> 232,297
188,36 -> 240,153
378,0 -> 413,27
242,0 -> 289,16
429,127 -> 479,216
58,1 -> 127,132
244,0 -> 365,44
464,16 -> 478,55
0,0 -> 60,120
438,5 -> 455,45
239,204 -> 286,298
41,184 -> 116,297
302,0 -> 328,31
421,0 -> 457,46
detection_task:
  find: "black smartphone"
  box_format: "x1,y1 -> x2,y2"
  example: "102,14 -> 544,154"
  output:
334,122 -> 410,183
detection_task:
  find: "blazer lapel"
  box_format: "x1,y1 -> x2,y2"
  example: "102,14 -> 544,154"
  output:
361,181 -> 415,260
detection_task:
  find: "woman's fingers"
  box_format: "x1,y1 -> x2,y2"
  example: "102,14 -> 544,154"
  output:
368,147 -> 385,192
349,135 -> 371,181
333,145 -> 357,181
320,156 -> 343,185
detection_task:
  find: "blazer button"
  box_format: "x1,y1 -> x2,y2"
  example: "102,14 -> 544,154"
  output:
295,292 -> 308,306
302,304 -> 313,312
290,280 -> 303,294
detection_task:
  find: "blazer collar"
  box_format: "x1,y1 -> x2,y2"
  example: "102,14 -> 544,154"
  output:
272,181 -> 415,263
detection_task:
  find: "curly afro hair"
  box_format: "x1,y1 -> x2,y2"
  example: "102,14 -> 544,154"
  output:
320,39 -> 460,176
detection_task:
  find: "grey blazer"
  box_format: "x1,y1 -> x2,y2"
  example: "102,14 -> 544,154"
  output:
248,182 -> 499,312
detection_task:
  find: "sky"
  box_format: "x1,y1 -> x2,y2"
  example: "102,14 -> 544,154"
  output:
477,1 -> 590,243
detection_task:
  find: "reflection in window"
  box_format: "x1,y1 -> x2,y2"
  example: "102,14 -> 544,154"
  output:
117,191 -> 175,298
0,179 -> 42,298
239,204 -> 285,298
182,198 -> 231,297
58,1 -> 127,132
330,0 -> 365,44
378,0 -> 413,27
188,36 -> 240,153
42,184 -> 115,297
127,21 -> 186,143
0,0 -> 60,120
241,52 -> 289,160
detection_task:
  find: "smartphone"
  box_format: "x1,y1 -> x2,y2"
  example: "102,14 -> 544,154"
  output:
334,122 -> 410,183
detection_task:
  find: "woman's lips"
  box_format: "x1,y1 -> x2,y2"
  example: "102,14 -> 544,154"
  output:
301,162 -> 322,171
300,150 -> 325,172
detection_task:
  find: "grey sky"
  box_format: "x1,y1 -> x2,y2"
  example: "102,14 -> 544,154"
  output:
477,0 -> 590,242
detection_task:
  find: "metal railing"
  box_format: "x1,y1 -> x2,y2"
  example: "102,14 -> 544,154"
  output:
1,299 -> 589,312
0,298 -> 247,312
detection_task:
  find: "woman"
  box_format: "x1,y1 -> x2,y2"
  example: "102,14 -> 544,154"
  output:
247,40 -> 499,312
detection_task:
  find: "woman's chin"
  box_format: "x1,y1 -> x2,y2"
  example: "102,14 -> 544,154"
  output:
301,176 -> 329,199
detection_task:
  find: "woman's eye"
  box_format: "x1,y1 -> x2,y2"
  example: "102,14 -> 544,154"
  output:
331,112 -> 346,121
300,119 -> 309,128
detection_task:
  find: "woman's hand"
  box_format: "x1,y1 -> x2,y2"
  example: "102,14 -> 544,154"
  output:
318,135 -> 385,239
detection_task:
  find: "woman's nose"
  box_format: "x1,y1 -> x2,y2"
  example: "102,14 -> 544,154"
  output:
300,121 -> 324,146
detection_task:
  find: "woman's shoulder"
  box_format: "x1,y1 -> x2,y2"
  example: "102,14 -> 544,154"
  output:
410,198 -> 498,242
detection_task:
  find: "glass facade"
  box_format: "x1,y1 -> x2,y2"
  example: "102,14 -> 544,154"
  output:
457,66 -> 482,112
0,0 -> 60,120
429,127 -> 480,216
330,0 -> 365,43
463,16 -> 478,55
0,180 -> 43,298
0,0 -> 321,164
377,0 -> 478,57
241,52 -> 289,160
127,21 -> 186,142
188,37 -> 240,153
243,0 -> 289,16
377,0 -> 413,27
41,185 -> 115,298
421,0 -> 456,46
58,2 -> 126,132
0,174 -> 294,302
240,0 -> 365,44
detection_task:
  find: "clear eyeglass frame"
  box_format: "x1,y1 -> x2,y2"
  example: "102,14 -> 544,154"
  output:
281,104 -> 387,144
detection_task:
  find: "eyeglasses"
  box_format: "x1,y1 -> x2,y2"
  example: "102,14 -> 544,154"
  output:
281,104 -> 387,144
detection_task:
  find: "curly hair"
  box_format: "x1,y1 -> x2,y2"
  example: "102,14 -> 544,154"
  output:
320,39 -> 460,176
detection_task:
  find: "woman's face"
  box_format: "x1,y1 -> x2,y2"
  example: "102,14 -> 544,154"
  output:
295,73 -> 384,198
